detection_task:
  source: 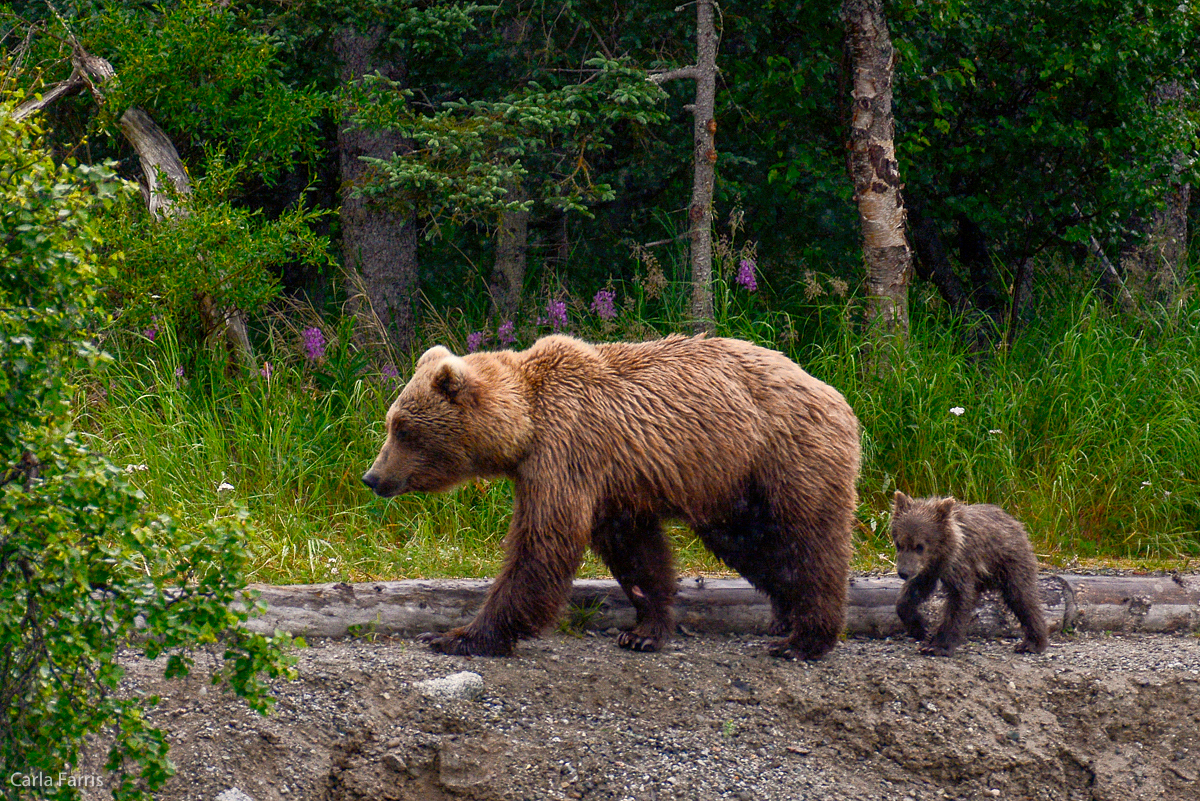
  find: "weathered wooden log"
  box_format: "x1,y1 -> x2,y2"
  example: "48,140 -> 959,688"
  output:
238,575 -> 1200,641
1060,574 -> 1200,633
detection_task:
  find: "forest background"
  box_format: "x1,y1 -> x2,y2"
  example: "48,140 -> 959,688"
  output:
6,0 -> 1200,584
4,1 -> 1200,793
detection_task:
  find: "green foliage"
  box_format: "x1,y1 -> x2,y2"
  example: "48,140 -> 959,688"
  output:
80,0 -> 328,179
354,56 -> 667,227
100,150 -> 330,347
0,99 -> 116,455
1,98 -> 298,800
892,0 -> 1200,258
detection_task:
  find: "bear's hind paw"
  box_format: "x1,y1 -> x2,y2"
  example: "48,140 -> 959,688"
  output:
1014,638 -> 1048,655
918,643 -> 956,657
418,629 -> 513,657
616,631 -> 663,652
768,638 -> 835,661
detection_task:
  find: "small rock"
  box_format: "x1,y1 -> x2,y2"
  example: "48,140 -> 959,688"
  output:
216,790 -> 256,801
383,753 -> 408,773
414,671 -> 485,701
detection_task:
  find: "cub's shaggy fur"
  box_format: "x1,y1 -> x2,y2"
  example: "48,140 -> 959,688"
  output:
891,492 -> 1049,656
363,334 -> 861,660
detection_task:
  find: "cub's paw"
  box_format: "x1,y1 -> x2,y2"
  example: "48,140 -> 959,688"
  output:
905,624 -> 928,642
418,629 -> 513,657
616,630 -> 663,652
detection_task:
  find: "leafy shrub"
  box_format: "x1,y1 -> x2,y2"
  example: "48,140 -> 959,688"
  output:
1,95 -> 297,800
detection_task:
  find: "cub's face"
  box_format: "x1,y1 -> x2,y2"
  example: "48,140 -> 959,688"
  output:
362,346 -> 531,497
891,491 -> 957,581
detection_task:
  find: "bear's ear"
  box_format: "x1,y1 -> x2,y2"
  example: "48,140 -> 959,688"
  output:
933,497 -> 957,522
892,491 -> 913,514
417,345 -> 455,370
431,356 -> 472,402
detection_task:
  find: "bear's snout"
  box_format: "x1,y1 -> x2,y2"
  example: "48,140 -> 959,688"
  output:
362,470 -> 404,497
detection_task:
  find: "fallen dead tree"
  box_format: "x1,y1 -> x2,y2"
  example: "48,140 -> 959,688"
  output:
237,574 -> 1200,641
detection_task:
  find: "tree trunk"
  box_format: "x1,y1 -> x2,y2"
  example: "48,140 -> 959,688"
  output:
1115,81 -> 1190,318
489,180 -> 529,321
335,26 -> 420,354
551,210 -> 570,271
649,0 -> 719,334
842,0 -> 913,361
1120,183 -> 1190,316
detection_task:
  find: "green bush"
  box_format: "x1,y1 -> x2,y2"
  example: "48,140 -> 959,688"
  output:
1,95 -> 298,800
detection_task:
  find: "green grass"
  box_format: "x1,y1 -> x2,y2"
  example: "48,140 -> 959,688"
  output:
820,291 -> 1200,571
78,284 -> 1200,585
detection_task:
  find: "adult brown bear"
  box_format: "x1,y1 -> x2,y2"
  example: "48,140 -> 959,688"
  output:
363,334 -> 860,659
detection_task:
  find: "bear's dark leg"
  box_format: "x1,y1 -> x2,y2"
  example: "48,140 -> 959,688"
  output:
765,565 -> 847,661
921,582 -> 976,657
896,573 -> 938,642
696,485 -> 849,661
999,570 -> 1049,654
420,496 -> 587,657
591,511 -> 675,652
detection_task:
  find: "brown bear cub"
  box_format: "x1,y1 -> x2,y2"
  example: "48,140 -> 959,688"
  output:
890,491 -> 1049,657
363,334 -> 861,660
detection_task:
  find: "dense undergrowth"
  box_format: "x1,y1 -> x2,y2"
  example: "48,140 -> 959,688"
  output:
79,276 -> 1200,585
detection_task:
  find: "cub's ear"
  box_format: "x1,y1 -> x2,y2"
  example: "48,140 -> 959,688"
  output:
892,490 -> 913,514
933,497 -> 957,522
417,345 -> 455,370
432,356 -> 472,402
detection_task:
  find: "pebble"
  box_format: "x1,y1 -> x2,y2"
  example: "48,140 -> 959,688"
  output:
413,670 -> 485,701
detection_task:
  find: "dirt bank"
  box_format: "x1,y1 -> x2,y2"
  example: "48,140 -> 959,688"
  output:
87,630 -> 1200,801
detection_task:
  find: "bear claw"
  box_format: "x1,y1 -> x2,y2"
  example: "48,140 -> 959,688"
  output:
418,630 -> 513,657
768,638 -> 834,661
918,643 -> 955,657
616,631 -> 661,652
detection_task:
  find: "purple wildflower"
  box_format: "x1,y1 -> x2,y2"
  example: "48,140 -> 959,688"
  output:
302,327 -> 326,362
736,258 -> 758,292
380,364 -> 400,386
143,327 -> 157,341
497,320 -> 516,346
590,289 -> 617,321
546,299 -> 568,331
174,365 -> 184,378
260,362 -> 273,379
466,331 -> 488,353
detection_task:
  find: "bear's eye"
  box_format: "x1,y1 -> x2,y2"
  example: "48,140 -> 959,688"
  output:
392,421 -> 415,443
914,544 -> 925,554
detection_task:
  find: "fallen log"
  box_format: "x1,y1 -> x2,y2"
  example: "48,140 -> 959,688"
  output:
238,574 -> 1200,641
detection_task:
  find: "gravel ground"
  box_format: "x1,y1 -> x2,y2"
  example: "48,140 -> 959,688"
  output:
83,629 -> 1200,801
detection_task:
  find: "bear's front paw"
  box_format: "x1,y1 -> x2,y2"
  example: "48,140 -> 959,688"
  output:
616,630 -> 663,652
905,623 -> 927,641
918,643 -> 955,657
418,629 -> 513,657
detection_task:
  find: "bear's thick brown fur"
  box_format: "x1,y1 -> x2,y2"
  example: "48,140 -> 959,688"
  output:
363,334 -> 861,659
891,491 -> 1049,657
